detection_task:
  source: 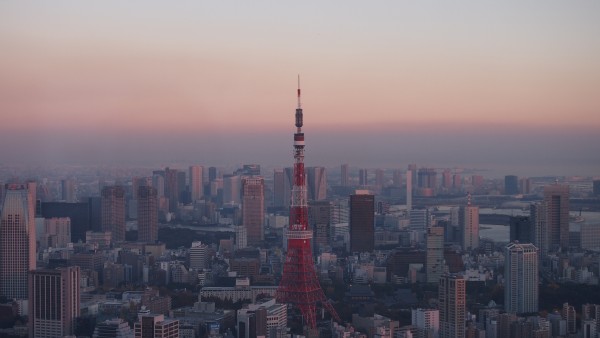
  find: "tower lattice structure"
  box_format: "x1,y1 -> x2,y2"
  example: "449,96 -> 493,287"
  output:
276,78 -> 341,330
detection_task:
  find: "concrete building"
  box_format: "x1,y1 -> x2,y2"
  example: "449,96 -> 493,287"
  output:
237,298 -> 287,338
307,166 -> 327,201
460,202 -> 479,251
101,185 -> 126,242
242,177 -> 264,246
350,191 -> 375,253
309,200 -> 332,253
189,241 -> 209,270
0,185 -> 36,304
341,164 -> 349,187
40,217 -> 71,249
504,242 -> 538,314
426,227 -> 445,284
28,267 -> 80,338
543,184 -> 570,250
412,308 -> 440,338
93,318 -> 134,338
439,274 -> 465,338
504,175 -> 518,195
138,186 -> 158,243
189,165 -> 204,202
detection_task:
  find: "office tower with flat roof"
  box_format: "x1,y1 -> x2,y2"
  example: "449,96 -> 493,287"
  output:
28,266 -> 80,338
138,186 -> 158,243
164,167 -> 180,212
544,184 -> 570,250
392,170 -> 402,187
359,169 -> 368,186
93,318 -> 134,337
594,180 -> 600,197
0,185 -> 36,303
530,203 -> 548,255
309,200 -> 332,254
426,226 -> 445,284
189,165 -> 204,202
273,169 -> 285,208
439,274 -> 465,338
189,241 -> 209,270
442,169 -> 452,190
412,308 -> 440,338
61,178 -> 76,202
375,168 -> 384,188
242,177 -> 264,246
40,217 -> 71,250
101,185 -> 126,242
509,216 -> 532,243
306,166 -> 327,201
418,168 -> 437,196
460,196 -> 479,251
504,242 -> 538,314
406,170 -> 413,212
341,164 -> 349,187
505,175 -> 519,195
350,191 -> 375,253
223,174 -> 242,205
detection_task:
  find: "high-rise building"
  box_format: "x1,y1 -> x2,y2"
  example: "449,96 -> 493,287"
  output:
442,169 -> 452,190
530,203 -> 548,255
235,225 -> 247,250
412,308 -> 440,338
504,242 -> 538,314
375,168 -> 384,188
41,201 -> 92,242
28,267 -> 80,338
417,168 -> 437,196
544,184 -> 570,250
594,180 -> 600,197
40,217 -> 71,250
0,185 -> 36,303
61,179 -> 76,202
359,169 -> 368,186
562,303 -> 576,334
349,191 -> 374,253
392,170 -> 402,187
138,186 -> 158,243
152,172 -> 165,198
189,241 -> 209,270
410,208 -> 429,231
439,274 -> 465,338
223,174 -> 242,205
101,186 -> 126,242
519,177 -> 532,194
208,167 -> 218,182
426,226 -> 445,284
134,314 -> 179,338
341,164 -> 349,187
273,169 -> 285,208
460,197 -> 479,251
306,167 -> 327,201
242,177 -> 264,246
406,170 -> 413,212
309,200 -> 332,253
504,175 -> 519,195
189,165 -> 204,202
164,167 -> 180,212
509,216 -> 532,243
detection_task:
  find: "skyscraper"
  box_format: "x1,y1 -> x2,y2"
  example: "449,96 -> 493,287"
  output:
504,242 -> 538,314
306,166 -> 327,201
509,216 -> 532,243
273,169 -> 285,208
439,274 -> 465,338
28,267 -> 80,338
359,169 -> 368,186
309,200 -> 332,254
392,170 -> 402,187
374,168 -> 384,187
530,202 -> 548,255
242,177 -> 264,246
164,167 -> 180,212
138,186 -> 158,243
101,185 -> 126,242
426,226 -> 445,283
189,165 -> 204,202
505,175 -> 519,195
61,178 -> 76,202
460,196 -> 479,251
543,184 -> 570,250
406,169 -> 413,212
223,174 -> 242,205
349,191 -> 374,253
341,164 -> 349,187
0,185 -> 36,303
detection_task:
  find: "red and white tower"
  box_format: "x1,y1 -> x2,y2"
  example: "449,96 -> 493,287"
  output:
276,78 -> 340,330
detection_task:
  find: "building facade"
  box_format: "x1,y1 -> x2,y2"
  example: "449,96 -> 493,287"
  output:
349,192 -> 374,253
242,177 -> 265,246
101,185 -> 126,242
439,274 -> 465,338
504,242 -> 538,314
138,186 -> 158,243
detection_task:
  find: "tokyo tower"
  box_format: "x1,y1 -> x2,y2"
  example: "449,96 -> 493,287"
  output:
276,77 -> 341,330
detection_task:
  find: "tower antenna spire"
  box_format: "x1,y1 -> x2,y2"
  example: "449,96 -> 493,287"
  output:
297,74 -> 302,109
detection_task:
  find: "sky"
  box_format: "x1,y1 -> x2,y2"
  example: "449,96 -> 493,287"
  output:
0,1 -> 599,177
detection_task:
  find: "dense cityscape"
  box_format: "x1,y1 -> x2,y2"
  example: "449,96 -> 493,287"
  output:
2,2 -> 599,338
1,88 -> 599,338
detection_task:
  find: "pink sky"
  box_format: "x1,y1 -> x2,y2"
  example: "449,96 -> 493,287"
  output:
0,2 -> 599,174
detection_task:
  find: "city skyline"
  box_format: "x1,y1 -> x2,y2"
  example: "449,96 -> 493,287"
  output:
1,2 -> 599,176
